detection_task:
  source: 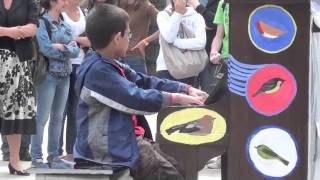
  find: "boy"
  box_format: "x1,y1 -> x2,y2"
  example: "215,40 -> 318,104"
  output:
73,4 -> 208,180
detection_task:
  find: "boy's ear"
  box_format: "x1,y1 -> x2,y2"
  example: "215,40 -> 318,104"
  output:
113,32 -> 122,45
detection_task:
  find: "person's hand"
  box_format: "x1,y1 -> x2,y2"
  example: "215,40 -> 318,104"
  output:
130,40 -> 146,59
76,36 -> 91,48
7,27 -> 24,40
171,93 -> 204,105
188,87 -> 209,103
188,0 -> 200,8
174,0 -> 187,14
52,43 -> 65,51
210,51 -> 221,64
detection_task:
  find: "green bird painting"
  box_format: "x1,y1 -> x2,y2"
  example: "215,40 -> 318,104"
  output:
255,144 -> 289,166
252,78 -> 285,97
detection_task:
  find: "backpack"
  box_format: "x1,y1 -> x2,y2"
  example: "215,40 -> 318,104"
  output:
32,16 -> 52,87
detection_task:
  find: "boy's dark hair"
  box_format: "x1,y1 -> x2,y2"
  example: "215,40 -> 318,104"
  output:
86,4 -> 129,49
40,0 -> 57,10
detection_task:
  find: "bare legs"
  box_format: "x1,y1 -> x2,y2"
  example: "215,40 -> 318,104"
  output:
6,134 -> 24,170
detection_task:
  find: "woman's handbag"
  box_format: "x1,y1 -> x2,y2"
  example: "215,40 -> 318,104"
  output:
160,24 -> 208,79
32,17 -> 51,86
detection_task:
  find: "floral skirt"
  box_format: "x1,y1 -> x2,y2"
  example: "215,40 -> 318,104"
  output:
0,49 -> 36,135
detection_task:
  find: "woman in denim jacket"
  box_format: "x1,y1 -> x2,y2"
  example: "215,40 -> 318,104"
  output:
31,0 -> 80,169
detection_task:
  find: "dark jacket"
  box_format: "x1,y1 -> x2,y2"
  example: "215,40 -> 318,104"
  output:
0,0 -> 39,61
73,51 -> 189,169
194,0 -> 219,54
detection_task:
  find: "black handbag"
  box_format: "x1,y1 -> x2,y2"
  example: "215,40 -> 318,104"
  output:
204,60 -> 228,105
32,17 -> 51,86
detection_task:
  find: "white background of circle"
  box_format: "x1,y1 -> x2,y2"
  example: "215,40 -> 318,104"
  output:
248,127 -> 298,177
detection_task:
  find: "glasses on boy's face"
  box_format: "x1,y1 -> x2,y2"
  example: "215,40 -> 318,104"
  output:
126,31 -> 133,39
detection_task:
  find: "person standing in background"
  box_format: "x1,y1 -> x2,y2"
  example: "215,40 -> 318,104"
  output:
156,0 -> 206,85
116,0 -> 159,74
0,0 -> 38,175
31,0 -> 80,169
310,0 -> 320,179
58,0 -> 88,162
188,0 -> 220,94
210,0 -> 228,63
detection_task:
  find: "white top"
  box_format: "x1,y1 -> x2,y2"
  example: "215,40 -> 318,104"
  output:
312,0 -> 320,28
61,7 -> 86,65
156,6 -> 206,71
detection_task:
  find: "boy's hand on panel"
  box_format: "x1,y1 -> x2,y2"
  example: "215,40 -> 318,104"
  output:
188,87 -> 209,103
172,93 -> 204,106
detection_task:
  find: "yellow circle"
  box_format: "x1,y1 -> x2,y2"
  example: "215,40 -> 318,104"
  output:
160,108 -> 227,145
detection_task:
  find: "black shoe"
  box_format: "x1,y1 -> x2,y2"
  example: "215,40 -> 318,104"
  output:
8,163 -> 30,176
19,151 -> 31,161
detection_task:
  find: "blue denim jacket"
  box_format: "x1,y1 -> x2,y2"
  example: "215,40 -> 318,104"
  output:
36,13 -> 80,77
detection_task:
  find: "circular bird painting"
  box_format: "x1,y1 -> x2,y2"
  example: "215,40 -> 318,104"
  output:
160,108 -> 226,145
248,5 -> 297,54
246,64 -> 297,116
246,126 -> 299,178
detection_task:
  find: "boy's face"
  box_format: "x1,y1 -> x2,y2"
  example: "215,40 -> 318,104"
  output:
115,25 -> 131,58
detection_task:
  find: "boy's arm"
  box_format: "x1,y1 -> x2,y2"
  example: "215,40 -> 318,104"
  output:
125,66 -> 208,101
84,65 -> 205,115
125,66 -> 189,93
84,65 -> 172,115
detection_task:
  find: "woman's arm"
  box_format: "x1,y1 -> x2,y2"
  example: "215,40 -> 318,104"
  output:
130,31 -> 159,58
210,24 -> 224,63
172,14 -> 207,50
157,10 -> 182,43
0,26 -> 25,39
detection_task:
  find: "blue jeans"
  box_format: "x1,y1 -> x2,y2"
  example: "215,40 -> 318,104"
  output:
31,73 -> 70,161
155,70 -> 196,86
59,65 -> 79,155
121,56 -> 147,74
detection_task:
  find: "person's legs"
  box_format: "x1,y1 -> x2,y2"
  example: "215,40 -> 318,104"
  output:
19,135 -> 31,161
65,65 -> 79,155
47,76 -> 71,168
59,65 -> 79,157
132,137 -> 184,180
2,134 -> 31,161
6,134 -> 22,170
31,74 -> 57,167
121,56 -> 147,74
111,169 -> 133,180
1,135 -> 10,161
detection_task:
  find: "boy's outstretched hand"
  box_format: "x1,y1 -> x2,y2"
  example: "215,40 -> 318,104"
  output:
172,93 -> 204,105
188,87 -> 209,103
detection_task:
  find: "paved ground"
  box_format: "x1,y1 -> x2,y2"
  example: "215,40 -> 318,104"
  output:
0,114 -> 221,180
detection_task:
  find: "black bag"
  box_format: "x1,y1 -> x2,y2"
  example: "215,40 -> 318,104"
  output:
203,60 -> 228,105
32,17 -> 52,87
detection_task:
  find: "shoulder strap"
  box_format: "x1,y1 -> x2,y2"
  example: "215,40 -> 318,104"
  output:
39,16 -> 52,40
80,7 -> 87,17
59,13 -> 64,21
